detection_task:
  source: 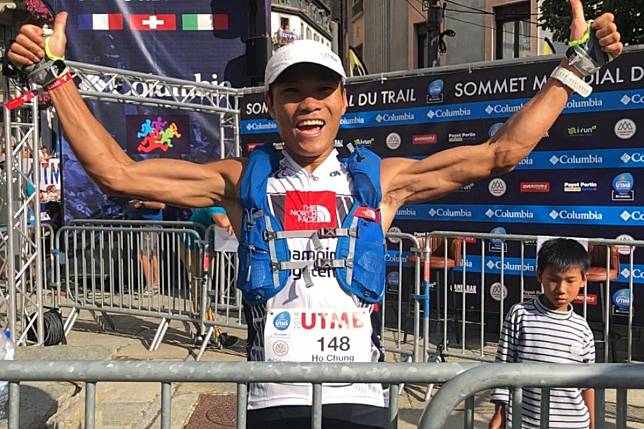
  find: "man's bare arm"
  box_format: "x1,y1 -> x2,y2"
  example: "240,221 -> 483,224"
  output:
8,13 -> 244,208
382,72 -> 575,205
381,4 -> 622,210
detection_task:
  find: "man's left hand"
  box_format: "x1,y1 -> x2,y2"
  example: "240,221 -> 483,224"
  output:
569,0 -> 623,59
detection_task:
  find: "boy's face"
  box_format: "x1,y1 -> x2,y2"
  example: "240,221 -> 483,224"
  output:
267,63 -> 347,161
537,266 -> 586,312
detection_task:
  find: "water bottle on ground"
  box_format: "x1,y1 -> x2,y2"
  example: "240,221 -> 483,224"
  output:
0,330 -> 15,420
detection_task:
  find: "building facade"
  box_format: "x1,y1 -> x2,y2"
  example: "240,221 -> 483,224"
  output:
271,0 -> 336,51
344,0 -> 563,74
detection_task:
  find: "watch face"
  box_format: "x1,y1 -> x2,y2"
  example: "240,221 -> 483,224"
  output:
52,60 -> 66,76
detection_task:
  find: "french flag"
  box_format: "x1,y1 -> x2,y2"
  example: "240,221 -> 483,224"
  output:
78,14 -> 124,31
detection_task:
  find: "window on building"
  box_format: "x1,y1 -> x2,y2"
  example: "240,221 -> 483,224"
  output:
306,27 -> 312,39
415,23 -> 428,68
495,2 -> 531,59
352,0 -> 363,16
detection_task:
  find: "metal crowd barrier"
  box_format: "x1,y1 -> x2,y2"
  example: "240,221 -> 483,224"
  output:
203,224 -> 243,330
424,231 -> 643,363
70,219 -> 206,238
421,363 -> 644,429
51,224 -> 208,351
0,224 -> 55,345
0,360 -> 473,429
0,360 -> 640,429
381,232 -> 424,363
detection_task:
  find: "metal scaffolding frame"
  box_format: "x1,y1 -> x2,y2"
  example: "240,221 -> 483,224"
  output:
1,59 -> 242,346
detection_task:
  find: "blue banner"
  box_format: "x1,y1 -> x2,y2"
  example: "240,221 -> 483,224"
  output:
241,88 -> 644,134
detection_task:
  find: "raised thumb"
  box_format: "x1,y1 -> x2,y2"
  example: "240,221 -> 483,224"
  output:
53,11 -> 68,36
569,0 -> 585,22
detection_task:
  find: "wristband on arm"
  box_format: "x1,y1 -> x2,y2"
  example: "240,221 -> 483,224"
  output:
566,20 -> 614,77
25,37 -> 68,87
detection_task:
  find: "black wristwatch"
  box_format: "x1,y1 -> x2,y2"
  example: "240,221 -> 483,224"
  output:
25,59 -> 67,86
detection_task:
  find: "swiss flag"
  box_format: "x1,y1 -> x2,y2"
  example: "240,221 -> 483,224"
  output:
130,14 -> 177,31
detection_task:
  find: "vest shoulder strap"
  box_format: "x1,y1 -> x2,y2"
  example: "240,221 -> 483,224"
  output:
342,147 -> 382,207
240,144 -> 281,210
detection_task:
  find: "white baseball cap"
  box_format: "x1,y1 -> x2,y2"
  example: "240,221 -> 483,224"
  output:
264,39 -> 346,91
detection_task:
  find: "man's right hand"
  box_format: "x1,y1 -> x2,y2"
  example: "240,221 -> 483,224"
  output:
7,11 -> 68,67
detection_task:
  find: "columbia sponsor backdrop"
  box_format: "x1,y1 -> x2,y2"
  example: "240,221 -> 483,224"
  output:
241,49 -> 644,328
51,0 -> 248,220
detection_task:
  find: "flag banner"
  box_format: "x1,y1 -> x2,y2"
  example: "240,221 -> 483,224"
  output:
182,14 -> 229,31
52,0 -> 248,221
129,14 -> 177,31
78,14 -> 123,31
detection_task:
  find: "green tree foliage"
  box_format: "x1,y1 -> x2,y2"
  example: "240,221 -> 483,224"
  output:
539,0 -> 643,45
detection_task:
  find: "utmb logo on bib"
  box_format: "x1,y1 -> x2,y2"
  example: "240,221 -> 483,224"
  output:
273,311 -> 291,331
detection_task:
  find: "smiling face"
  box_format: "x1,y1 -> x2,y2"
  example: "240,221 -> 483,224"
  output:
266,63 -> 347,168
537,266 -> 586,312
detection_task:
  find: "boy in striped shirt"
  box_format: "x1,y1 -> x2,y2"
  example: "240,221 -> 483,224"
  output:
489,238 -> 596,429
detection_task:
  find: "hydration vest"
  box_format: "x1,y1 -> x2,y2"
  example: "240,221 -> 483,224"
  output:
238,144 -> 385,305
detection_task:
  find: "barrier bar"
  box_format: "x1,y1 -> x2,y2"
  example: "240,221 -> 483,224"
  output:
464,395 -> 474,429
161,381 -> 172,429
388,384 -> 399,429
539,387 -> 549,429
511,387 -> 522,428
8,381 -> 19,429
616,388 -> 627,429
312,383 -> 322,429
85,381 -> 96,429
237,383 -> 247,429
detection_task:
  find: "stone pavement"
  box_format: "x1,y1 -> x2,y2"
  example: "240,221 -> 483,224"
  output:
1,311 -> 643,428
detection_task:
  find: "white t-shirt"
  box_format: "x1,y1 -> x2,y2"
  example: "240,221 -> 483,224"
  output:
246,149 -> 385,410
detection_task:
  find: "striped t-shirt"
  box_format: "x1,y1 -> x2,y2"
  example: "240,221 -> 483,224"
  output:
490,296 -> 595,428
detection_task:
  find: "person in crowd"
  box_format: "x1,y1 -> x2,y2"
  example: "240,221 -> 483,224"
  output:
6,2 -> 622,427
127,199 -> 164,294
489,238 -> 595,429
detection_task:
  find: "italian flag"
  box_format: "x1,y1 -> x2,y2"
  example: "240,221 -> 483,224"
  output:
78,14 -> 123,31
182,14 -> 228,31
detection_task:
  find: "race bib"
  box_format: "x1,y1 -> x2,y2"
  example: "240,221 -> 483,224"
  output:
264,308 -> 372,363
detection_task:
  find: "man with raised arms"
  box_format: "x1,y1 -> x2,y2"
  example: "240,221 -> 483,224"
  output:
7,1 -> 623,427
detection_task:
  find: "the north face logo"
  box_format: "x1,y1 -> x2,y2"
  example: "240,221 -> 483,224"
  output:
284,191 -> 337,231
291,205 -> 332,223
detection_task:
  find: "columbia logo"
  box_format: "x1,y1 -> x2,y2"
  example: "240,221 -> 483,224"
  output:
621,153 -> 631,163
246,123 -> 252,130
428,208 -> 437,216
485,105 -> 494,114
485,209 -> 494,218
620,95 -> 631,105
486,260 -> 495,270
620,210 -> 631,221
549,155 -> 559,165
549,210 -> 559,219
376,114 -> 383,123
621,268 -> 631,278
427,110 -> 435,119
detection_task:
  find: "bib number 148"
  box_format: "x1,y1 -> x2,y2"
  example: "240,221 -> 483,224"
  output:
316,336 -> 351,352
